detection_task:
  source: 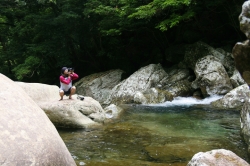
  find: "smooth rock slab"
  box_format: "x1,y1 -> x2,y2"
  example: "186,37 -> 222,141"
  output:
40,97 -> 103,128
16,82 -> 106,128
0,74 -> 76,166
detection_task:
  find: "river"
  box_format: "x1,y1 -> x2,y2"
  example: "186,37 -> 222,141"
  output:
58,96 -> 249,166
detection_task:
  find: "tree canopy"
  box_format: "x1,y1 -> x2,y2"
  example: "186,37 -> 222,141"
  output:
0,0 -> 245,85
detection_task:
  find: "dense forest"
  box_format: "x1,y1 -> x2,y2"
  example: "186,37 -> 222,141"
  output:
0,0 -> 245,85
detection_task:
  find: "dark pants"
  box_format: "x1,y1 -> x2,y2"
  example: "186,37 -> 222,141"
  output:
64,87 -> 72,96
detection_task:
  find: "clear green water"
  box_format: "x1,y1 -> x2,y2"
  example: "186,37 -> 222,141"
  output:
58,104 -> 249,166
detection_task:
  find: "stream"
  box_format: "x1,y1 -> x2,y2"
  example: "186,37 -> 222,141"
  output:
58,96 -> 249,166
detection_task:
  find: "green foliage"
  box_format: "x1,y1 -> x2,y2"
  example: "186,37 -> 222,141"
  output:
12,56 -> 41,80
129,0 -> 194,31
0,0 -> 245,84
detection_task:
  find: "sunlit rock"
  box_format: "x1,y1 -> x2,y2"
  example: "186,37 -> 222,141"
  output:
40,96 -> 103,128
0,74 -> 76,166
191,55 -> 233,96
211,84 -> 249,110
104,64 -> 195,105
104,64 -> 169,105
75,69 -> 124,105
187,149 -> 249,166
16,82 -> 105,128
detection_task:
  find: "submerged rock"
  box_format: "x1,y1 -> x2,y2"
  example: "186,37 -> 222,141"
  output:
0,74 -> 76,165
187,149 -> 249,166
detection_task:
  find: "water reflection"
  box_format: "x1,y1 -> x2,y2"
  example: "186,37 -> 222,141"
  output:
58,97 -> 249,166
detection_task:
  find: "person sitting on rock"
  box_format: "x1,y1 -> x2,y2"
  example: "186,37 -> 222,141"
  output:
59,67 -> 79,100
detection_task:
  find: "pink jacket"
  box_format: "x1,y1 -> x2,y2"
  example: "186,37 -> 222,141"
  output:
59,73 -> 79,91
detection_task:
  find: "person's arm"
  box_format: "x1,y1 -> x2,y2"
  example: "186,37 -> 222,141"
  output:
59,75 -> 71,84
70,73 -> 79,80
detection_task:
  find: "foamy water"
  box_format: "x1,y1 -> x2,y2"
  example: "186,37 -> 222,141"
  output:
146,95 -> 223,107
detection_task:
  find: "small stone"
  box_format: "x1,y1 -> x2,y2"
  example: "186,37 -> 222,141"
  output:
79,161 -> 86,165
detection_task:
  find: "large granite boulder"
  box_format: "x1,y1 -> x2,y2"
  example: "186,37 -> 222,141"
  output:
191,55 -> 233,96
0,74 -> 76,166
187,149 -> 249,166
105,64 -> 195,105
181,41 -> 235,76
104,64 -> 169,105
75,69 -> 124,105
211,84 -> 249,110
15,81 -> 59,102
16,82 -> 106,128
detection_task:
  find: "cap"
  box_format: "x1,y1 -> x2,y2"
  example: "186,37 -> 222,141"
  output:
61,67 -> 68,74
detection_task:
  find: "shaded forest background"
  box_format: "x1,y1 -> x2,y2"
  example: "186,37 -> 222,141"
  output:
0,0 -> 246,86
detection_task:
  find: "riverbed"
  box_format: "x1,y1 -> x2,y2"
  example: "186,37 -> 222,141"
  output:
58,96 -> 249,166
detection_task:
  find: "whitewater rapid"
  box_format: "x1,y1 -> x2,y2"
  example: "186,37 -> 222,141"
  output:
146,95 -> 223,107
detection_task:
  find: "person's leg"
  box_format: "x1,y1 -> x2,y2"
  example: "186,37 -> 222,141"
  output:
69,86 -> 76,99
59,90 -> 64,101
